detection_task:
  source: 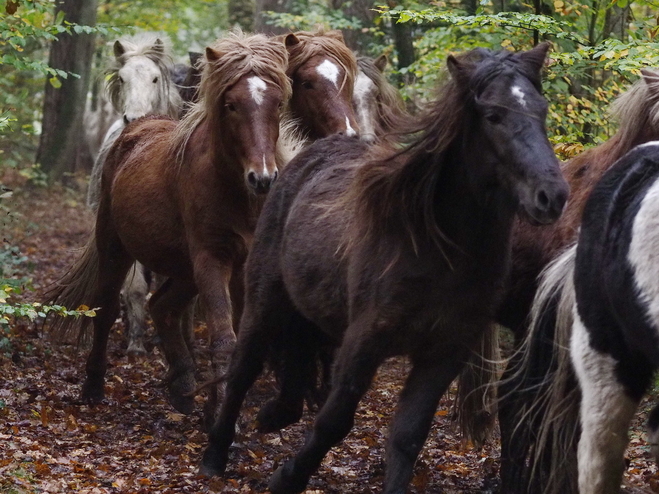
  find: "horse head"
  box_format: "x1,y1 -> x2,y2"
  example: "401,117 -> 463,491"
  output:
109,34 -> 181,124
449,43 -> 568,225
284,30 -> 360,140
200,34 -> 291,195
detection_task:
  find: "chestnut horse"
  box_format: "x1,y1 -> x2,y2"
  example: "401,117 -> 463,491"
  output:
47,32 -> 292,418
498,69 -> 659,492
200,44 -> 568,493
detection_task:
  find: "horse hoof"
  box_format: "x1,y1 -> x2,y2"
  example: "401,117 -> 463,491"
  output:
81,379 -> 105,404
268,462 -> 307,494
256,399 -> 303,433
126,343 -> 147,357
168,373 -> 196,414
199,444 -> 228,477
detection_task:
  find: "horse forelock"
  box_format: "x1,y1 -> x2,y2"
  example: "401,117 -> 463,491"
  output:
287,30 -> 358,94
169,32 -> 291,167
105,33 -> 181,118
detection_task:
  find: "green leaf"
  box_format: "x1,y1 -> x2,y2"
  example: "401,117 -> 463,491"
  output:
48,77 -> 61,89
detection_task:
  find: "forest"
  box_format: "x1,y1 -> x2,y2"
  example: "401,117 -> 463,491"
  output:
2,0 -> 659,492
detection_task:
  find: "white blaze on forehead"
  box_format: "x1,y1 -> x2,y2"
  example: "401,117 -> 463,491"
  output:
248,76 -> 267,105
511,85 -> 527,108
316,59 -> 340,88
345,116 -> 357,137
353,72 -> 374,102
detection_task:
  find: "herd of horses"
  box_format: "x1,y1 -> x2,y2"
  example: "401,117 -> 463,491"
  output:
44,28 -> 659,493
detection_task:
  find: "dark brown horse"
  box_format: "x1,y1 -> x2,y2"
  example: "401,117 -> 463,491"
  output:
200,44 -> 568,493
46,32 -> 292,416
498,69 -> 659,492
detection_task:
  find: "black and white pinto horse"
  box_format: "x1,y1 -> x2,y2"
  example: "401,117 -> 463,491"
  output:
517,141 -> 659,494
86,33 -> 182,355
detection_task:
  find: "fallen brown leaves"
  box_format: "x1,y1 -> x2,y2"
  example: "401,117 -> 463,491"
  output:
1,183 -> 658,493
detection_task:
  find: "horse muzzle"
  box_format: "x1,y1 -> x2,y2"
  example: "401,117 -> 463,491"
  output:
246,169 -> 278,195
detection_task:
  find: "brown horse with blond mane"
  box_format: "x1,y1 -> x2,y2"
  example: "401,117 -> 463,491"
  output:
46,32 -> 292,417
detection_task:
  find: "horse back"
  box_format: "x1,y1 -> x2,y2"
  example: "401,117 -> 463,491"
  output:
576,143 -> 659,395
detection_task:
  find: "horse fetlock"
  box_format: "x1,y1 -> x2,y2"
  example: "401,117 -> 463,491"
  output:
167,371 -> 196,415
256,398 -> 304,433
268,460 -> 308,494
81,376 -> 106,404
199,442 -> 229,478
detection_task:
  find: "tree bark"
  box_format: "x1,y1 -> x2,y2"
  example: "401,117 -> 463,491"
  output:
36,0 -> 97,180
330,0 -> 376,53
254,0 -> 292,35
229,0 -> 255,31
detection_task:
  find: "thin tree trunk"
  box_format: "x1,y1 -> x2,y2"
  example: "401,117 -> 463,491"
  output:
330,0 -> 376,53
36,0 -> 97,180
254,0 -> 291,35
229,0 -> 254,31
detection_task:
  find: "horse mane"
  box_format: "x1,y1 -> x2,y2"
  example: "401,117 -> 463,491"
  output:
286,29 -> 358,94
357,56 -> 412,135
170,31 -> 291,166
557,69 -> 659,234
105,32 -> 181,118
346,48 -> 524,257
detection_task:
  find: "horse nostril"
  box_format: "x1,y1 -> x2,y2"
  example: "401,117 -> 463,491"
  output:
123,115 -> 130,125
272,170 -> 279,182
536,189 -> 550,210
247,171 -> 258,188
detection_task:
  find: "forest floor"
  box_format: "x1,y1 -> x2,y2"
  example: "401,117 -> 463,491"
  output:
1,180 -> 659,493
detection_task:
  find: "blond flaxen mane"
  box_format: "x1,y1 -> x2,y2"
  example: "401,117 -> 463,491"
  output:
170,31 -> 292,165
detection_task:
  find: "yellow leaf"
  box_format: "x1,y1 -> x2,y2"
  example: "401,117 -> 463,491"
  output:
76,304 -> 89,311
554,0 -> 564,8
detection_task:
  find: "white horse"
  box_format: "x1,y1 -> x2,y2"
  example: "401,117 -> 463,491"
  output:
87,33 -> 183,355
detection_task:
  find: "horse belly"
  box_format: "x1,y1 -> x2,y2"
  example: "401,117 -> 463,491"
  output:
111,157 -> 191,279
281,183 -> 349,336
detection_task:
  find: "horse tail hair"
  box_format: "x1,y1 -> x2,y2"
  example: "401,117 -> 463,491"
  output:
454,323 -> 500,447
503,243 -> 580,494
43,229 -> 99,345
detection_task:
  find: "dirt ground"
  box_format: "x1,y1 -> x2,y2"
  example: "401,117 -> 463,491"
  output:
1,182 -> 658,493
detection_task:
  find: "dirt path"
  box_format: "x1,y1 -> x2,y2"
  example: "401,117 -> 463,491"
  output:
1,184 -> 657,493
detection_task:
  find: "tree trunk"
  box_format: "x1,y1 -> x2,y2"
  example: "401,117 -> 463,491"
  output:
254,0 -> 292,35
330,0 -> 376,53
229,0 -> 255,31
36,0 -> 97,180
392,15 -> 415,71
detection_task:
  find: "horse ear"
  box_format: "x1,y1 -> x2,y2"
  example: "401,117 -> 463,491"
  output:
641,68 -> 659,87
374,54 -> 388,72
325,30 -> 345,43
206,46 -> 221,62
284,33 -> 300,49
446,54 -> 462,79
153,38 -> 165,54
113,40 -> 125,59
189,51 -> 203,67
517,42 -> 551,75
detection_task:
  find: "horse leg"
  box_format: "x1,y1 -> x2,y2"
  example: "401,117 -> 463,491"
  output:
268,315 -> 388,494
200,275 -> 294,476
193,256 -> 238,425
149,277 -> 198,414
571,316 -> 638,494
256,312 -> 318,433
384,351 -> 469,494
121,261 -> 149,356
82,231 -> 134,403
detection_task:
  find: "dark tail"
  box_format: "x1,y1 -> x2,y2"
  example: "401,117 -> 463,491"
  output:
43,229 -> 99,345
501,244 -> 580,494
454,323 -> 500,447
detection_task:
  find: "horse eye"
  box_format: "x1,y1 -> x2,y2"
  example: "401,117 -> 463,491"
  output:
153,77 -> 158,83
301,81 -> 313,90
118,76 -> 124,84
225,103 -> 237,112
485,113 -> 502,124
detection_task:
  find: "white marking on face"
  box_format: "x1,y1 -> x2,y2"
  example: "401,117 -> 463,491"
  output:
571,310 -> 637,494
119,56 -> 164,121
345,116 -> 357,137
316,59 -> 340,88
511,85 -> 527,108
353,72 -> 376,140
248,76 -> 267,106
262,154 -> 268,175
628,176 -> 659,336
